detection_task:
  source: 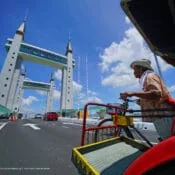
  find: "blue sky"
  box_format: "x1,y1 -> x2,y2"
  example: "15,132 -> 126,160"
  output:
0,0 -> 175,114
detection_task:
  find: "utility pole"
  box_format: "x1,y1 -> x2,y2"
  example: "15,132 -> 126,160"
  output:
77,56 -> 80,111
154,54 -> 164,81
86,56 -> 89,102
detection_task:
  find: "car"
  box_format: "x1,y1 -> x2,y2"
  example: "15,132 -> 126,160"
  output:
0,113 -> 9,119
34,113 -> 43,119
18,113 -> 23,119
43,112 -> 59,121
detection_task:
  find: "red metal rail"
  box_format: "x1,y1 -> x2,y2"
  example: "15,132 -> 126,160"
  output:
81,102 -> 124,146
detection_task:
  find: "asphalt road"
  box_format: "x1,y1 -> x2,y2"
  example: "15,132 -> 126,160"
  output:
0,119 -> 82,175
0,119 -> 159,175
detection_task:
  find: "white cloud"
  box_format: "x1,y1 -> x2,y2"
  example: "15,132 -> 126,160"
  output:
36,90 -> 47,96
53,71 -> 102,106
79,89 -> 103,105
111,62 -> 131,74
20,106 -> 34,113
73,81 -> 82,93
22,96 -> 38,106
155,57 -> 172,72
36,88 -> 60,101
125,16 -> 131,24
99,24 -> 173,88
73,80 -> 103,108
88,90 -> 97,96
54,69 -> 62,80
99,27 -> 151,72
102,74 -> 138,88
21,64 -> 26,73
53,89 -> 61,101
87,96 -> 103,103
80,95 -> 103,105
24,77 -> 32,81
168,85 -> 175,92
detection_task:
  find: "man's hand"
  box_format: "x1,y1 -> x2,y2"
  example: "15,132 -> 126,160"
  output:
120,92 -> 135,100
136,99 -> 141,106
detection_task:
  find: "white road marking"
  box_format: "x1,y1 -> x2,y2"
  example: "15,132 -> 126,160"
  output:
62,122 -> 82,126
0,122 -> 8,130
62,126 -> 69,128
23,123 -> 40,130
0,167 -> 50,170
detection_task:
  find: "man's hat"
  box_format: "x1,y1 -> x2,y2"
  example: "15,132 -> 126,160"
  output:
130,58 -> 153,70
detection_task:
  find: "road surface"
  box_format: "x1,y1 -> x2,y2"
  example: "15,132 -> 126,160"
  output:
0,118 -> 159,175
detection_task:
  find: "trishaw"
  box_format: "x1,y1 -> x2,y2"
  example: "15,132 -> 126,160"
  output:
72,100 -> 175,175
72,0 -> 175,174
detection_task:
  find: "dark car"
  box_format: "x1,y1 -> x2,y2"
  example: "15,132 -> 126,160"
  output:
18,113 -> 23,119
0,113 -> 9,119
43,112 -> 59,121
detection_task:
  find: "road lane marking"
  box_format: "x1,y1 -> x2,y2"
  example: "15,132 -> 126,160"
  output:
62,126 -> 69,128
23,123 -> 40,130
0,167 -> 50,171
0,122 -> 8,130
63,122 -> 82,126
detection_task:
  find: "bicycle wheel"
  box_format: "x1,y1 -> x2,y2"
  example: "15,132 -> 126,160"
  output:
94,118 -> 117,142
94,119 -> 135,142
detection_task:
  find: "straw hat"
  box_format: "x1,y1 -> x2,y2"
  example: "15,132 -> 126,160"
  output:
130,59 -> 153,70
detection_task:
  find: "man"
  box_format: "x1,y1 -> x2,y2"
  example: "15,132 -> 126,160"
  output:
120,58 -> 175,140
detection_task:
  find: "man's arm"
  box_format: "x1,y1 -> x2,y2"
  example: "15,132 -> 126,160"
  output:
120,73 -> 163,100
120,90 -> 161,100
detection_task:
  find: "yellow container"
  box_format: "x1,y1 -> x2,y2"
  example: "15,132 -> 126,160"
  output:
117,115 -> 133,126
78,110 -> 88,119
85,111 -> 88,119
78,110 -> 82,119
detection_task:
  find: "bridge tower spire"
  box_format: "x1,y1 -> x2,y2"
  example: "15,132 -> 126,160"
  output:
60,37 -> 74,110
13,66 -> 26,112
0,21 -> 25,110
46,73 -> 55,113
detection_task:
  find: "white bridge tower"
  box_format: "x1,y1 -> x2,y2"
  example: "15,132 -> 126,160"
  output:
0,21 -> 75,111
